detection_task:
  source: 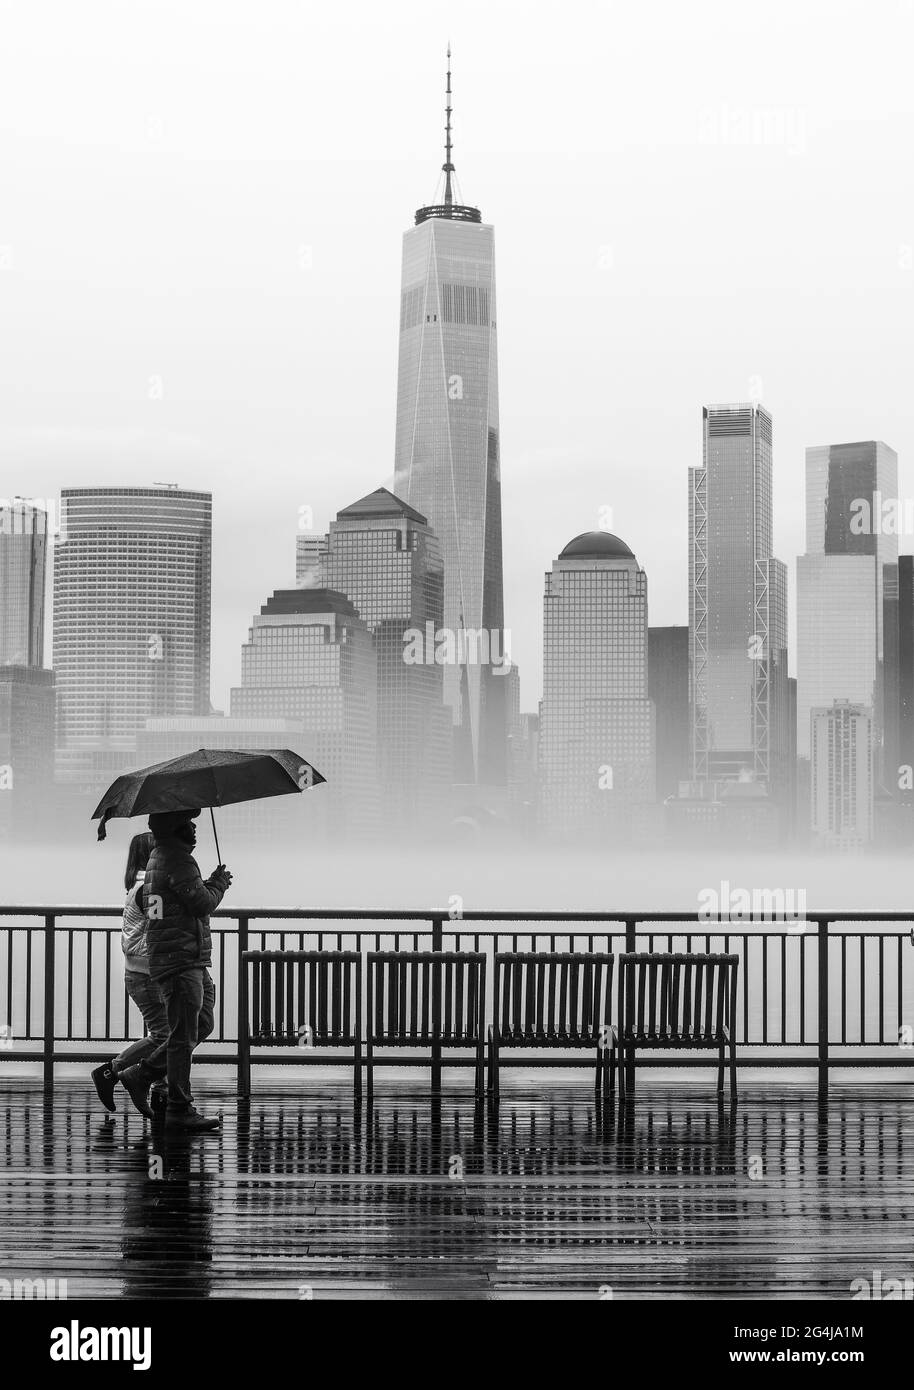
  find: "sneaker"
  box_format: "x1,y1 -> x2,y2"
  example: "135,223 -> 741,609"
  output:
164,1107 -> 221,1133
119,1064 -> 154,1119
90,1061 -> 119,1113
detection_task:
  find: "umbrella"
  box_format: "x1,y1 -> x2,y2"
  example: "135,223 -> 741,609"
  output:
91,747 -> 325,858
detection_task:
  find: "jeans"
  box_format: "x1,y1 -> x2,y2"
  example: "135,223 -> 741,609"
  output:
157,967 -> 216,1112
115,971 -> 169,1083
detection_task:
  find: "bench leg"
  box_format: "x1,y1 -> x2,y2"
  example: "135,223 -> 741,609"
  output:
605,1042 -> 615,1100
475,1036 -> 485,1100
730,1037 -> 737,1103
717,1040 -> 725,1094
594,1043 -> 603,1094
366,1038 -> 373,1104
238,1033 -> 251,1100
488,1028 -> 500,1106
354,1037 -> 363,1104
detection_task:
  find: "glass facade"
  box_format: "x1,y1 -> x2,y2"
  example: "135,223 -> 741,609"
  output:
230,589 -> 378,839
393,213 -> 505,784
796,556 -> 877,759
52,487 -> 211,788
805,441 -> 898,659
0,501 -> 47,667
0,665 -> 55,840
689,403 -> 787,791
539,533 -> 655,839
318,488 -> 452,830
810,701 -> 873,850
647,626 -> 690,803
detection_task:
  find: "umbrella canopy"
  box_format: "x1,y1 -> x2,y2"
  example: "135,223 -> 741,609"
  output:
91,747 -> 325,841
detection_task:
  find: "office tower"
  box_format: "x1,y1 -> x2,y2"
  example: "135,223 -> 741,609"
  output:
319,487 -> 452,830
0,500 -> 48,667
392,52 -> 505,785
898,556 -> 914,777
296,532 -> 326,586
539,531 -> 655,839
883,562 -> 901,786
0,665 -> 55,840
648,626 -> 689,803
230,588 -> 378,838
689,404 -> 788,793
805,441 -> 898,658
53,486 -> 211,790
504,664 -> 538,831
810,701 -> 874,850
796,443 -> 897,766
796,557 -> 876,756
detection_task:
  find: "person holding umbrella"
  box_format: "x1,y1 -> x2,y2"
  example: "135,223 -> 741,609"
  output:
90,831 -> 170,1116
140,808 -> 232,1132
92,746 -> 325,1129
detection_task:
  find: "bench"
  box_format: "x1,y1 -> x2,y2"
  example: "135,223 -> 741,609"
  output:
366,951 -> 486,1099
487,952 -> 617,1102
238,950 -> 362,1100
617,952 -> 739,1101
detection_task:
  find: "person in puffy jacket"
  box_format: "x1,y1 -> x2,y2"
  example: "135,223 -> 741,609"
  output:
141,807 -> 232,1132
90,832 -> 170,1117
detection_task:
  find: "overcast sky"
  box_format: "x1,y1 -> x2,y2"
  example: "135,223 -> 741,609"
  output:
1,0 -> 911,711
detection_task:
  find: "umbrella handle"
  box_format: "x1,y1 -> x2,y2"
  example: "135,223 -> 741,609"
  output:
210,806 -> 222,866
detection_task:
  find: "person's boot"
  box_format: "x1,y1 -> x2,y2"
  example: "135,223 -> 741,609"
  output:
90,1060 -> 119,1113
119,1064 -> 154,1119
164,1106 -> 221,1133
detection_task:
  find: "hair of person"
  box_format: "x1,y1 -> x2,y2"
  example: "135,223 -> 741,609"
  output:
124,831 -> 155,891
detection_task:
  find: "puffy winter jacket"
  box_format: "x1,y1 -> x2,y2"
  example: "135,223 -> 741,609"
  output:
121,871 -> 149,972
143,835 -> 229,982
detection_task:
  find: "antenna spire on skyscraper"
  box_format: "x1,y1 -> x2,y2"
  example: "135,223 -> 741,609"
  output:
414,43 -> 481,225
443,43 -> 454,209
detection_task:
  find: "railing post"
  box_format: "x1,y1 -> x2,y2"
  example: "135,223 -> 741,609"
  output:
818,917 -> 829,1098
431,915 -> 443,1095
237,914 -> 249,1093
43,913 -> 55,1096
624,917 -> 636,1092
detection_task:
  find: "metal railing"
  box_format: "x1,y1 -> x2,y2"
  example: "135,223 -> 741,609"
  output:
1,907 -> 913,1095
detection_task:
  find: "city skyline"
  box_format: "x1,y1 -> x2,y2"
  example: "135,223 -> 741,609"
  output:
2,2 -> 910,715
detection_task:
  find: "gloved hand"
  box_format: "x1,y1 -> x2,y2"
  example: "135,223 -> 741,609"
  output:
211,864 -> 233,890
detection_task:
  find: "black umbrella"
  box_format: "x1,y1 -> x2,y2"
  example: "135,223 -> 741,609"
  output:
91,747 -> 325,858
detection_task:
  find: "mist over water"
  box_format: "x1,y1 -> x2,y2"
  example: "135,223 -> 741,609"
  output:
2,837 -> 911,917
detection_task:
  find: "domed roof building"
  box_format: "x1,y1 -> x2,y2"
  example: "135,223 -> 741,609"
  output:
539,530 -> 656,841
558,531 -> 637,562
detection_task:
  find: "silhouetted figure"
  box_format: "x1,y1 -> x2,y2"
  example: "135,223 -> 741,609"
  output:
142,808 -> 232,1133
91,831 -> 169,1117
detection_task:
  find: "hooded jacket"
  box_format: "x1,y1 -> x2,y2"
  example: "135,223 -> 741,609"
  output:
143,833 -> 229,982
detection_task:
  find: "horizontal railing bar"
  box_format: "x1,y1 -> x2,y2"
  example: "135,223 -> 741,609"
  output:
1,905 -> 914,922
16,1051 -> 914,1069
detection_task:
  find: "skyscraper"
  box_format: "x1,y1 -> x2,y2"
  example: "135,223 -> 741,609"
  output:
805,441 -> 897,658
796,442 -> 897,763
0,499 -> 48,667
689,403 -> 789,793
539,531 -> 655,839
230,588 -> 378,838
319,487 -> 452,830
53,486 -> 211,788
810,701 -> 874,851
392,52 -> 505,785
648,625 -> 690,803
0,665 -> 55,840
